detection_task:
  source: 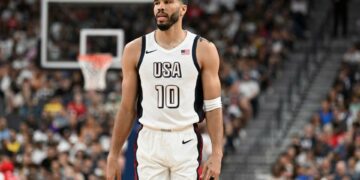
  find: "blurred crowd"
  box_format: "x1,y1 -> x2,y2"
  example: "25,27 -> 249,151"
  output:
0,0 -> 309,179
271,41 -> 360,179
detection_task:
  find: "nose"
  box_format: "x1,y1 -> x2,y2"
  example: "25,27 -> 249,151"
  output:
157,1 -> 165,10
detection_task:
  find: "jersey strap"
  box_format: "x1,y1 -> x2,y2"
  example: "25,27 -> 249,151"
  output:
137,35 -> 146,69
192,35 -> 200,72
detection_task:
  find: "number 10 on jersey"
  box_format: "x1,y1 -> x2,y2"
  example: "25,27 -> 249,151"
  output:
155,85 -> 180,108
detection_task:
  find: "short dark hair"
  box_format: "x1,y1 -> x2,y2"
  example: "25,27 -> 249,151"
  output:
180,0 -> 188,4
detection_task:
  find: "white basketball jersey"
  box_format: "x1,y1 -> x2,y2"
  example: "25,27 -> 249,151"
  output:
137,31 -> 204,129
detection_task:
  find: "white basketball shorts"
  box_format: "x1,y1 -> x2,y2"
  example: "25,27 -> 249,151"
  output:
134,124 -> 203,180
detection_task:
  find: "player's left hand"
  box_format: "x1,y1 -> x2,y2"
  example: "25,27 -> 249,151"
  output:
201,153 -> 222,180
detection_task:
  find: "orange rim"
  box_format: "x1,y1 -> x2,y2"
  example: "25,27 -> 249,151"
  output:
78,54 -> 112,69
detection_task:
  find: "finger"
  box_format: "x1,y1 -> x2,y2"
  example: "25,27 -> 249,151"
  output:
106,174 -> 114,180
116,170 -> 121,180
107,172 -> 117,180
201,164 -> 209,179
203,165 -> 211,180
204,167 -> 212,180
206,166 -> 218,180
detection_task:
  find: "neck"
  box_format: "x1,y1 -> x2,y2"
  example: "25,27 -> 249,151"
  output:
155,24 -> 186,49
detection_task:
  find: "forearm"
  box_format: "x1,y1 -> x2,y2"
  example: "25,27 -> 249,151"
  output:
108,107 -> 136,157
205,108 -> 223,157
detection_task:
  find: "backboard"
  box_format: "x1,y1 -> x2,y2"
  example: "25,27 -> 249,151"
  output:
41,0 -> 153,69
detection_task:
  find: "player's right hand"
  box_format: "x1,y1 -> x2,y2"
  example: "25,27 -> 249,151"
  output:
106,155 -> 121,180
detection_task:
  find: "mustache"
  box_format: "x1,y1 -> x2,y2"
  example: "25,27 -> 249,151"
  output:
156,10 -> 168,17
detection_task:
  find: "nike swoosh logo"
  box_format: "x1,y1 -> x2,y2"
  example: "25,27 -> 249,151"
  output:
182,139 -> 193,144
145,49 -> 157,54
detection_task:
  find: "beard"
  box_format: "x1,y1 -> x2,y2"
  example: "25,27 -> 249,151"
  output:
156,9 -> 180,31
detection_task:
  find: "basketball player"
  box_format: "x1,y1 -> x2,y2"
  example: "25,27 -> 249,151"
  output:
106,0 -> 223,179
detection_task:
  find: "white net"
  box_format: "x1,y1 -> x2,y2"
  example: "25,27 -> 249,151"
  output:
78,54 -> 112,91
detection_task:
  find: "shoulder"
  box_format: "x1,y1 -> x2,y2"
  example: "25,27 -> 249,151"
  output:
196,36 -> 216,50
195,36 -> 220,68
122,36 -> 144,66
124,36 -> 143,54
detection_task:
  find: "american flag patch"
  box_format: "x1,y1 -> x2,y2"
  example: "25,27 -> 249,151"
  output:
181,49 -> 190,55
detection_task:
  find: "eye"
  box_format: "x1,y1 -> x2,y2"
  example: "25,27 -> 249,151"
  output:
154,0 -> 160,5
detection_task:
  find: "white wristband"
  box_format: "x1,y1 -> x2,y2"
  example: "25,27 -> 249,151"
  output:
203,97 -> 222,112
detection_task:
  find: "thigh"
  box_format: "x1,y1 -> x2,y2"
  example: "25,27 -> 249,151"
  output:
169,127 -> 203,180
136,161 -> 169,180
170,163 -> 199,180
135,127 -> 170,180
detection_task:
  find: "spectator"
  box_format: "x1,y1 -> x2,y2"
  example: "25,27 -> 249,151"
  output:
238,71 -> 260,119
3,129 -> 21,155
319,100 -> 334,125
271,162 -> 287,180
300,124 -> 316,151
0,117 -> 10,142
0,155 -> 16,179
347,157 -> 360,179
333,160 -> 351,179
332,0 -> 349,38
343,41 -> 360,64
290,0 -> 309,38
67,92 -> 87,119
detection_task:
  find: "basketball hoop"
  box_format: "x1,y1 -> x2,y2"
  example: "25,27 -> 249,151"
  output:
78,53 -> 112,91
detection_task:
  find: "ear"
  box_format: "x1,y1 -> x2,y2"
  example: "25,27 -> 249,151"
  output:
180,4 -> 187,16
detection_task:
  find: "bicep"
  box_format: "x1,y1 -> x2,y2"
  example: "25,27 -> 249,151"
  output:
200,43 -> 221,100
119,46 -> 139,111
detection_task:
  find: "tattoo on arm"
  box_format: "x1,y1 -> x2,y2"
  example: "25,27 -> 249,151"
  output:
199,37 -> 210,43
